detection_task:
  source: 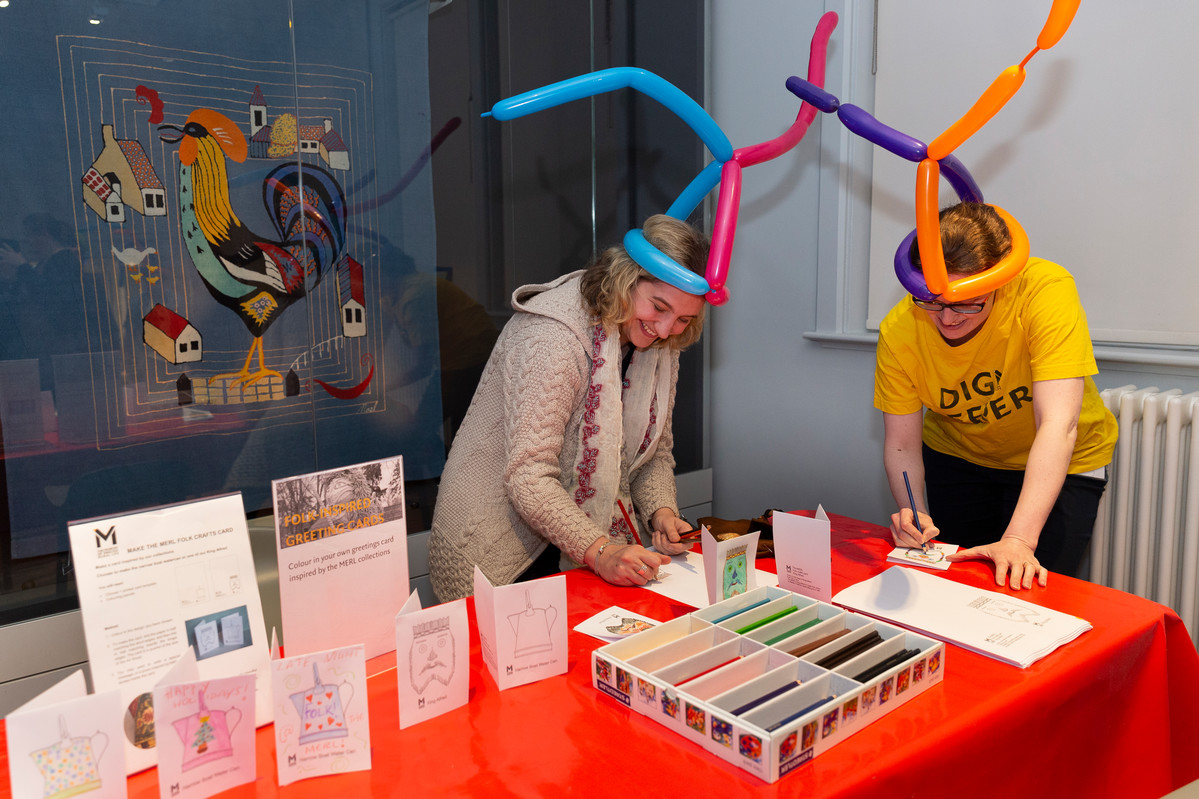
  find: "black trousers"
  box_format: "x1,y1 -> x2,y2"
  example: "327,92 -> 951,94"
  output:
922,443 -> 1108,577
515,543 -> 563,583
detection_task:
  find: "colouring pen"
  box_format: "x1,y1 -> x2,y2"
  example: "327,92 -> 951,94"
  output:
677,527 -> 704,541
707,597 -> 772,624
762,616 -> 822,646
786,627 -> 851,658
675,656 -> 741,687
734,605 -> 799,635
902,470 -> 932,554
814,630 -> 883,669
852,648 -> 922,683
730,680 -> 802,716
765,696 -> 833,732
616,499 -> 643,547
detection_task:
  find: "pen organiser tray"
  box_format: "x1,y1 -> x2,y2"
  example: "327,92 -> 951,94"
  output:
591,589 -> 944,784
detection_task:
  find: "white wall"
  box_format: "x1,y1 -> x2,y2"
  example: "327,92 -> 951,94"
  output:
706,1 -> 1199,526
707,1 -> 894,524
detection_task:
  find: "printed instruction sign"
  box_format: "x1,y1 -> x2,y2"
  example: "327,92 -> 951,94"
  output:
273,456 -> 408,660
67,493 -> 272,775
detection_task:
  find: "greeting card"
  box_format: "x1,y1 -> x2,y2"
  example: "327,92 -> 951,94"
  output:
271,645 -> 371,785
5,671 -> 126,799
394,590 -> 469,728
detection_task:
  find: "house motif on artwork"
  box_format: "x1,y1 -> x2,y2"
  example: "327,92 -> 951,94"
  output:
81,125 -> 167,222
143,303 -> 202,364
337,255 -> 366,338
246,85 -> 349,169
297,120 -> 350,171
247,85 -> 274,159
81,168 -> 126,223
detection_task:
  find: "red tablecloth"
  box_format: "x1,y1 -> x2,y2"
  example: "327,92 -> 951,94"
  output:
4,512 -> 1199,797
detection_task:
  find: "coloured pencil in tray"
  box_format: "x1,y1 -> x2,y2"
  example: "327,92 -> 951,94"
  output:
589,585 -> 946,784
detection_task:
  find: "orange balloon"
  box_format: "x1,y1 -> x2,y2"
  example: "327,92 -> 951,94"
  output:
939,206 -> 1031,301
1037,0 -> 1081,50
914,158 -> 947,296
927,66 -> 1026,160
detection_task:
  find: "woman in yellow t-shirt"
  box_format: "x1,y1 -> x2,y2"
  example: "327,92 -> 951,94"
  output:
874,203 -> 1117,590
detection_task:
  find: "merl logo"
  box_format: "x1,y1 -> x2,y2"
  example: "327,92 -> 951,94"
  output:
95,526 -> 117,547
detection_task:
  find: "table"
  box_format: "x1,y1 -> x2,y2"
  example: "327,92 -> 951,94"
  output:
3,512 -> 1198,798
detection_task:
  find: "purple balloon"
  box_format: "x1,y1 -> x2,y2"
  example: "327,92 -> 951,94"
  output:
836,105 -> 927,163
939,154 -> 984,204
893,228 -> 937,301
785,76 -> 839,113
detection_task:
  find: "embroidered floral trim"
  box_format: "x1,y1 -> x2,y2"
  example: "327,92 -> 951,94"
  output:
575,324 -> 607,506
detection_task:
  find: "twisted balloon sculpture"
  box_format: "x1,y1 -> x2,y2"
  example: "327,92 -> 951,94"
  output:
484,12 -> 841,305
789,0 -> 1080,301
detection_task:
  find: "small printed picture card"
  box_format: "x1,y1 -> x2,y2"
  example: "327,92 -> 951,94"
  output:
772,505 -> 833,601
5,671 -> 126,799
271,644 -> 370,786
473,567 -> 567,690
395,590 -> 470,729
572,606 -> 660,641
701,527 -> 761,605
152,674 -> 256,799
886,542 -> 960,570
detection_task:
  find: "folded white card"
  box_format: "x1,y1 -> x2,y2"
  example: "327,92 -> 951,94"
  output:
473,567 -> 567,690
395,590 -> 469,728
773,506 -> 832,600
5,671 -> 126,799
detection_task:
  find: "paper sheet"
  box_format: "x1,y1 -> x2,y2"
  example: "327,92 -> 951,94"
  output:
832,566 -> 1091,668
572,606 -> 661,641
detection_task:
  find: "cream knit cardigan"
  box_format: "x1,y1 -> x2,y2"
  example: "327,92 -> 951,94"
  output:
428,272 -> 681,601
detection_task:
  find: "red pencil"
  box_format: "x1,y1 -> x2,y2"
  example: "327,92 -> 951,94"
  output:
616,499 -> 643,547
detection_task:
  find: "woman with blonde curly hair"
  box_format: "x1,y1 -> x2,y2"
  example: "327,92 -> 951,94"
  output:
429,215 -> 708,601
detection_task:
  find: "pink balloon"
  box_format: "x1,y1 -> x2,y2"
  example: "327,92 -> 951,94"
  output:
706,159 -> 742,295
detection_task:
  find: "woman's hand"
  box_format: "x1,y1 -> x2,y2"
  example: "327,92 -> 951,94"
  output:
889,508 -> 938,550
589,539 -> 670,586
649,507 -> 695,556
947,537 -> 1048,589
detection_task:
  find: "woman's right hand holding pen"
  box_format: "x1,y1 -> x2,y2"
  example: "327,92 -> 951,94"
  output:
889,508 -> 938,550
585,537 -> 669,586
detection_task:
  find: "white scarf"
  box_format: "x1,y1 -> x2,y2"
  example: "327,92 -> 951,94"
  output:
569,322 -> 672,544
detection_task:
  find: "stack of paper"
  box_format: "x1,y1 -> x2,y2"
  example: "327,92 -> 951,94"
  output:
832,566 -> 1091,668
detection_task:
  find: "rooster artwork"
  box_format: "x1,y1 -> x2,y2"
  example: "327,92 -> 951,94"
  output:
158,108 -> 349,390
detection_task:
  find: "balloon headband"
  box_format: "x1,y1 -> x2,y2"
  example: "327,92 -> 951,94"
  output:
787,0 -> 1080,302
484,13 -> 842,306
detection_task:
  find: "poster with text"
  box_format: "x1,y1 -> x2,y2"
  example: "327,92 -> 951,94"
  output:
67,493 -> 272,775
272,456 -> 408,659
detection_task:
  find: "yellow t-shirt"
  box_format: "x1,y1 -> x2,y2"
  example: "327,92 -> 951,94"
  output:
874,258 -> 1117,472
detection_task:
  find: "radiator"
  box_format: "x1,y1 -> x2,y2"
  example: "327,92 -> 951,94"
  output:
1091,385 -> 1199,647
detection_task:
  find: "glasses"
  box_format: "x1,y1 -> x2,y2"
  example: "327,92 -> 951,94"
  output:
912,297 -> 988,314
